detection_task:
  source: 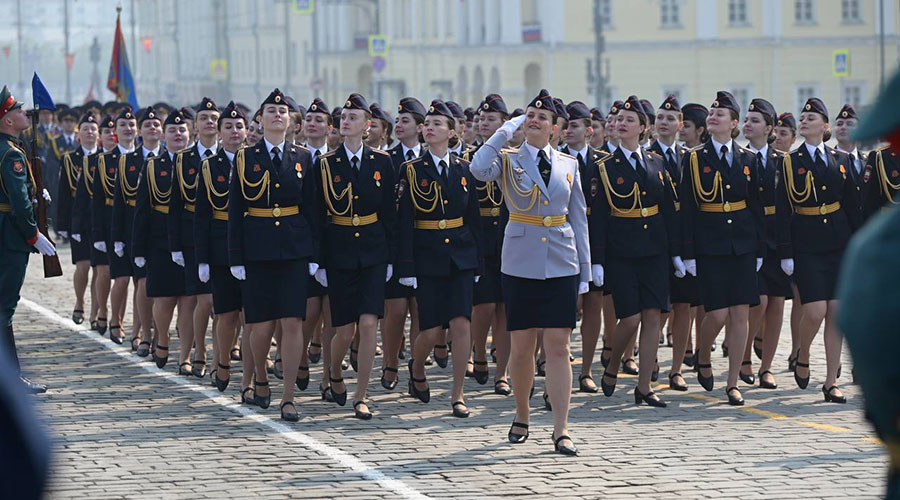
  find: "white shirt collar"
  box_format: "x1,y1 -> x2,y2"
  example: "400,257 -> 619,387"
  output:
523,141 -> 552,164
402,143 -> 421,159
168,151 -> 176,162
117,144 -> 135,155
142,145 -> 160,159
450,143 -> 463,155
805,141 -> 826,159
197,141 -> 217,158
224,150 -> 236,164
606,140 -> 618,152
343,143 -> 363,163
430,151 -> 451,171
264,138 -> 286,156
749,143 -> 768,158
306,143 -> 328,158
568,144 -> 589,160
618,144 -> 642,169
81,146 -> 97,155
64,133 -> 76,143
655,139 -> 677,156
711,138 -> 732,155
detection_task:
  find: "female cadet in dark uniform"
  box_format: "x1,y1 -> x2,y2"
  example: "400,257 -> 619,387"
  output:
195,101 -> 247,394
739,98 -> 790,390
595,96 -> 679,407
398,100 -> 483,419
365,102 -> 393,150
472,89 -> 590,456
776,98 -> 861,404
466,94 -> 511,394
680,91 -> 765,406
132,110 -> 193,371
58,114 -> 99,331
228,89 -> 319,421
861,141 -> 900,220
314,93 -> 396,420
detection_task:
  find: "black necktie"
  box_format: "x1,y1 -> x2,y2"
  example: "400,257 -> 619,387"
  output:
351,155 -> 360,172
439,160 -> 448,184
576,153 -> 584,168
537,150 -> 551,187
814,149 -> 826,172
632,152 -> 647,184
313,149 -> 320,163
666,149 -> 677,173
720,145 -> 730,169
203,149 -> 212,158
849,153 -> 858,174
271,147 -> 281,169
757,152 -> 764,173
406,150 -> 415,162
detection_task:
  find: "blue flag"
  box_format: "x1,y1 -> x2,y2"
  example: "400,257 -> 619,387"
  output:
106,11 -> 138,110
31,73 -> 56,111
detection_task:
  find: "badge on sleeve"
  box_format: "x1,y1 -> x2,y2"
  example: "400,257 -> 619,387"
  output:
374,170 -> 381,187
12,160 -> 23,173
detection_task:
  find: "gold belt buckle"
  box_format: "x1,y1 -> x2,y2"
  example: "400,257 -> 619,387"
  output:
819,205 -> 827,215
352,215 -> 361,226
723,202 -> 731,213
542,216 -> 552,227
272,207 -> 282,217
438,219 -> 447,229
490,207 -> 500,217
640,207 -> 649,217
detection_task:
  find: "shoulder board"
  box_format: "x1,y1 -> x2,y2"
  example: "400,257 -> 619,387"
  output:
369,148 -> 389,156
500,147 -> 518,154
594,150 -> 613,164
455,155 -> 470,166
646,150 -> 662,158
789,146 -> 804,155
319,150 -> 337,159
558,151 -> 575,160
688,144 -> 704,152
291,144 -> 310,153
737,145 -> 754,154
403,156 -> 426,168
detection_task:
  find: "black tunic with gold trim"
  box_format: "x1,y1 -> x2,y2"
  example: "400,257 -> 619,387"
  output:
171,144 -> 213,296
58,148 -> 91,264
860,147 -> 900,221
465,143 -> 507,305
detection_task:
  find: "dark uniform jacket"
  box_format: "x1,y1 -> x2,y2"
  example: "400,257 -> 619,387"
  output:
860,147 -> 899,222
227,139 -> 319,266
132,148 -> 173,258
679,139 -> 765,259
560,144 -> 605,263
91,147 -> 125,245
0,133 -> 38,253
591,147 -> 678,265
397,153 -> 483,278
194,149 -> 233,267
775,142 -> 861,258
751,145 -> 784,252
465,143 -> 508,261
315,144 -> 397,271
110,148 -> 150,249
71,150 -> 103,239
56,147 -> 92,235
169,144 -> 213,254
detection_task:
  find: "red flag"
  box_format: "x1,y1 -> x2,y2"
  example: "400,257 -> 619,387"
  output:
107,10 -> 138,109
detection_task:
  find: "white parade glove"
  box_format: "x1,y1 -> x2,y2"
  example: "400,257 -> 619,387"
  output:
42,188 -> 51,203
230,265 -> 246,280
114,241 -> 124,256
308,262 -> 319,276
94,240 -> 107,253
198,263 -> 210,283
33,233 -> 56,256
578,281 -> 590,295
672,256 -> 686,278
171,251 -> 185,267
399,277 -> 417,289
71,233 -> 81,242
314,268 -> 328,287
474,275 -> 480,283
780,258 -> 794,276
756,258 -> 763,272
591,264 -> 604,287
385,264 -> 393,282
684,259 -> 697,277
498,114 -> 528,140
134,256 -> 146,268
57,230 -> 68,239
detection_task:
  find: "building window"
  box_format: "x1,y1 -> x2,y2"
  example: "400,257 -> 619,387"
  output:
794,0 -> 816,24
660,0 -> 682,28
796,84 -> 820,113
728,0 -> 749,26
841,0 -> 861,23
841,82 -> 866,108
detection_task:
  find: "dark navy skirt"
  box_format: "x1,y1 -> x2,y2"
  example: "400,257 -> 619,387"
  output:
473,256 -> 503,305
327,264 -> 387,327
241,259 -> 308,323
109,244 -> 132,279
670,270 -> 699,306
183,246 -> 212,296
696,253 -> 760,311
308,275 -> 327,298
90,243 -> 109,267
70,237 -> 91,264
417,265 -> 474,331
794,250 -> 842,304
607,254 -> 669,319
146,247 -> 186,298
502,273 -> 578,331
385,273 -> 415,300
758,248 -> 793,299
210,264 -> 242,314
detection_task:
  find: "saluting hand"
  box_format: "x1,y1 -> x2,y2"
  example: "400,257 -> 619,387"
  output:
198,263 -> 210,283
498,114 -> 528,140
230,265 -> 246,280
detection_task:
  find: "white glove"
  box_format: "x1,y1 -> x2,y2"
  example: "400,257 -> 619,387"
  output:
578,281 -> 590,295
399,277 -> 417,289
114,241 -> 124,257
474,275 -> 480,283
385,264 -> 393,282
498,114 -> 528,140
780,258 -> 794,276
684,259 -> 697,277
42,188 -> 51,203
591,264 -> 604,287
71,233 -> 81,242
230,265 -> 246,280
94,240 -> 107,253
57,230 -> 68,239
756,258 -> 763,272
171,251 -> 185,267
134,256 -> 146,268
672,256 -> 686,278
198,263 -> 210,283
314,268 -> 328,287
308,262 -> 319,276
33,232 -> 56,256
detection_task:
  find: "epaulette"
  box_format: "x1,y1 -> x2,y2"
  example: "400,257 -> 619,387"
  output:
455,155 -> 470,166
558,151 -> 575,160
688,144 -> 704,152
500,147 -> 518,154
738,145 -> 755,155
646,150 -> 662,158
594,150 -> 613,164
370,148 -> 389,156
319,150 -> 337,159
291,143 -> 311,153
403,156 -> 426,169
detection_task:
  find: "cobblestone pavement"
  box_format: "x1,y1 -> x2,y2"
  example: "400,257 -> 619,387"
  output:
13,247 -> 887,499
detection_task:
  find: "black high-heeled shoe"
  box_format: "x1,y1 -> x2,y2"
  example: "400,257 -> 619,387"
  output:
136,341 -> 151,357
330,377 -> 347,406
683,349 -> 695,368
109,325 -> 124,345
490,346 -> 497,363
600,371 -> 617,397
72,309 -> 85,325
241,387 -> 255,405
152,345 -> 169,368
230,347 -> 242,361
788,350 -> 798,372
272,358 -> 284,379
178,362 -> 192,376
621,359 -> 638,375
214,363 -> 230,392
90,320 -> 99,332
578,374 -> 599,393
381,366 -> 398,390
668,372 -> 688,392
651,360 -> 660,382
600,346 -> 612,368
794,361 -> 810,389
543,392 -> 552,411
296,365 -> 310,391
721,343 -> 729,357
494,379 -> 511,396
726,386 -> 744,406
96,317 -> 108,335
535,359 -> 546,377
822,385 -> 846,404
280,401 -> 299,422
433,344 -> 449,368
695,361 -> 714,392
552,433 -> 578,456
471,360 -> 489,385
254,380 -> 271,409
634,387 -> 667,407
320,384 -> 334,402
753,336 -> 763,360
307,342 -> 321,364
452,401 -> 470,418
354,400 -> 373,420
739,361 -> 756,385
508,421 -> 529,443
192,359 -> 207,378
349,347 -> 359,372
758,370 -> 777,389
408,375 -> 430,403
130,336 -> 140,352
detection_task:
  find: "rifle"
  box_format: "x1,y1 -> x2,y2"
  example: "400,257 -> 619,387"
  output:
27,110 -> 63,278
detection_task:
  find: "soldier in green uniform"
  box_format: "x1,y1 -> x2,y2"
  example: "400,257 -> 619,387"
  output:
0,85 -> 55,393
